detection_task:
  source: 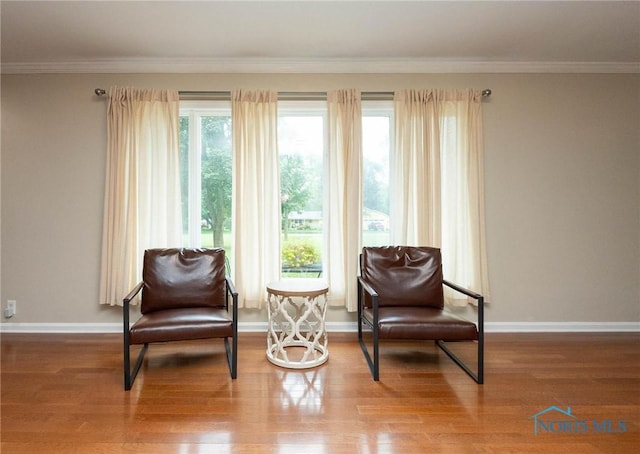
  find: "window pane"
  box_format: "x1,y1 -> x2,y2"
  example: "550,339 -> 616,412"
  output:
362,115 -> 390,246
278,115 -> 324,278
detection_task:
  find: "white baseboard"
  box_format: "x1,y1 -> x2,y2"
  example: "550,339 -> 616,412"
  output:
1,321 -> 639,334
485,322 -> 640,333
0,323 -> 125,334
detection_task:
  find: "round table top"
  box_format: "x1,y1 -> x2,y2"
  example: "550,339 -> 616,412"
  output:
266,278 -> 329,298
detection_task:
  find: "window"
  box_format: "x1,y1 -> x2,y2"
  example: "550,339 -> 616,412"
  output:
179,102 -> 233,261
362,102 -> 392,246
278,102 -> 326,278
180,100 -> 328,278
179,99 -> 393,278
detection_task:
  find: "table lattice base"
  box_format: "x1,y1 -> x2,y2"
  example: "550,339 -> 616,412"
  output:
267,291 -> 328,369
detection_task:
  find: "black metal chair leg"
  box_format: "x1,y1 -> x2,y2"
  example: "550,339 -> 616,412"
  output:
436,340 -> 483,384
125,343 -> 148,391
358,317 -> 379,381
224,337 -> 237,379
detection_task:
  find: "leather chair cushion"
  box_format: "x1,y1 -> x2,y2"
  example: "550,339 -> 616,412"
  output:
363,306 -> 478,341
142,248 -> 226,314
361,246 -> 444,309
129,307 -> 233,345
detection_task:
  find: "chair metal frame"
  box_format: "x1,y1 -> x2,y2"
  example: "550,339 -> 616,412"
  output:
357,275 -> 484,384
123,277 -> 238,391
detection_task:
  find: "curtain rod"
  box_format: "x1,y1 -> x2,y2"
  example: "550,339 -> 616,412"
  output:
177,91 -> 402,101
94,88 -> 492,99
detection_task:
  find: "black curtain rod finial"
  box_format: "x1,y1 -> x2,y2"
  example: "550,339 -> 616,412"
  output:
95,88 -> 106,96
481,89 -> 492,97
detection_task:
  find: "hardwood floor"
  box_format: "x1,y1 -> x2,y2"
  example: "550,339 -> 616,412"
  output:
1,332 -> 639,453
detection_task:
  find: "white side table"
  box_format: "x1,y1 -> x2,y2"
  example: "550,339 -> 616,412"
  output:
266,279 -> 329,369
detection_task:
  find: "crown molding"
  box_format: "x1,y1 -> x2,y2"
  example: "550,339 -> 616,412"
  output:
2,58 -> 639,75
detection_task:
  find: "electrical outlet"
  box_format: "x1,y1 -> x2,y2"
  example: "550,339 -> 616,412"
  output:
5,300 -> 16,318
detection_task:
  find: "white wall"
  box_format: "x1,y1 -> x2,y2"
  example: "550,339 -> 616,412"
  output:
1,72 -> 639,329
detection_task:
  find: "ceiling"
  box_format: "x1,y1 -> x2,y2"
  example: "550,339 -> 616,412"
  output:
2,1 -> 639,74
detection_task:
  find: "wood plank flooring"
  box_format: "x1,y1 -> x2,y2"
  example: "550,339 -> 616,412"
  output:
1,332 -> 639,453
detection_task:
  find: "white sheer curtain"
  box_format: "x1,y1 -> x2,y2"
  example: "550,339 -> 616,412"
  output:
392,89 -> 491,304
326,89 -> 362,311
232,90 -> 281,308
99,87 -> 182,306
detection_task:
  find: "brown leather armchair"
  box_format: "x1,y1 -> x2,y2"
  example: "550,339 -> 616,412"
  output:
123,248 -> 238,390
357,246 -> 484,383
